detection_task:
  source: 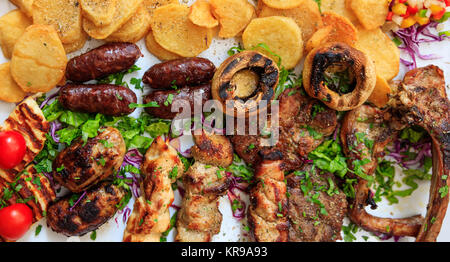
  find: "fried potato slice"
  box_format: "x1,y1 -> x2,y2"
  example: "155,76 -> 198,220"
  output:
189,0 -> 219,29
144,0 -> 178,17
83,0 -> 143,39
305,25 -> 332,53
0,9 -> 32,59
321,0 -> 359,26
349,0 -> 389,30
368,75 -> 391,108
243,16 -> 303,69
0,97 -> 49,183
106,6 -> 151,43
355,27 -> 399,81
9,0 -> 34,17
63,31 -> 87,54
322,11 -> 357,46
262,0 -> 303,9
11,25 -> 67,93
145,31 -> 182,61
32,0 -> 83,44
80,0 -> 116,27
210,0 -> 255,38
151,4 -> 213,57
258,0 -> 322,41
0,62 -> 27,103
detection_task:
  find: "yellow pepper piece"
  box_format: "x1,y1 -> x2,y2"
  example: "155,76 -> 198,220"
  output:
401,16 -> 416,28
414,14 -> 430,25
429,4 -> 444,15
393,3 -> 407,15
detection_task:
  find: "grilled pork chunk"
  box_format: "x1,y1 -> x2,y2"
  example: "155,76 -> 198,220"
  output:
286,165 -> 347,242
0,97 -> 49,183
47,182 -> 125,236
123,137 -> 184,242
231,88 -> 337,170
248,160 -> 289,242
53,127 -> 126,193
175,130 -> 233,242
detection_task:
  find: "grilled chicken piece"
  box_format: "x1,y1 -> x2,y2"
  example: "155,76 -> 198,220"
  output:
47,182 -> 125,236
248,160 -> 289,242
394,65 -> 450,242
231,88 -> 337,170
341,104 -> 424,237
286,165 -> 348,242
123,137 -> 184,242
0,97 -> 49,183
176,130 -> 233,242
53,127 -> 126,193
15,165 -> 56,222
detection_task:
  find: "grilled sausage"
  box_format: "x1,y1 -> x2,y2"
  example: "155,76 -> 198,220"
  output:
59,84 -> 137,116
53,127 -> 126,193
46,182 -> 125,236
142,58 -> 216,89
65,42 -> 142,82
143,83 -> 211,119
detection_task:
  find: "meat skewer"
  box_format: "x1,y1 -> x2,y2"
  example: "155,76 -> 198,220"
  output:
123,136 -> 184,242
175,130 -> 233,242
247,159 -> 289,242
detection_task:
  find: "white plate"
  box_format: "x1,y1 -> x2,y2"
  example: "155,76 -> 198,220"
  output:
0,0 -> 449,242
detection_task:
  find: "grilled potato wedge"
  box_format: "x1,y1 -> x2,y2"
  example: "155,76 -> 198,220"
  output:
0,9 -> 32,59
0,97 -> 49,183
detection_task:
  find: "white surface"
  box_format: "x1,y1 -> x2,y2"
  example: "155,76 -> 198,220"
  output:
0,0 -> 449,242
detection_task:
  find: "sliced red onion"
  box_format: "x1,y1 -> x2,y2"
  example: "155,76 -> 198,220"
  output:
169,137 -> 192,158
69,191 -> 87,212
39,92 -> 59,109
227,190 -> 246,220
170,204 -> 181,210
50,121 -> 62,143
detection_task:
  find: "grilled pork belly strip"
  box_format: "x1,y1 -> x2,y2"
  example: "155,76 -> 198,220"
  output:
123,137 -> 183,242
175,131 -> 233,242
0,97 -> 49,183
248,160 -> 289,242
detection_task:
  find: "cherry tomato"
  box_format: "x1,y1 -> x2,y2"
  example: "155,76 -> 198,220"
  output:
0,203 -> 33,241
0,131 -> 26,169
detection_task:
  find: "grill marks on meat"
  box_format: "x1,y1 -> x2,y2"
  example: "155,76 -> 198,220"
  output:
231,88 -> 337,170
394,65 -> 450,242
175,131 -> 233,242
47,182 -> 125,236
248,160 -> 289,242
0,97 -> 49,183
287,165 -> 347,242
53,127 -> 126,193
341,104 -> 424,237
123,137 -> 183,242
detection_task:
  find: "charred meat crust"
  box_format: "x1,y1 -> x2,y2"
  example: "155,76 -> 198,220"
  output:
303,42 -> 376,111
231,88 -> 337,170
248,160 -> 289,242
143,83 -> 211,119
286,165 -> 348,242
47,183 -> 125,236
143,57 -> 216,89
65,42 -> 142,82
53,127 -> 126,193
191,130 -> 234,168
59,84 -> 137,116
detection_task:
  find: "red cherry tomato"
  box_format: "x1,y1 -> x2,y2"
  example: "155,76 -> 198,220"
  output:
0,131 -> 26,169
0,203 -> 33,241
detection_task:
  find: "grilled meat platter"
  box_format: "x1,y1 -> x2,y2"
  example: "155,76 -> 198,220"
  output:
0,0 -> 449,243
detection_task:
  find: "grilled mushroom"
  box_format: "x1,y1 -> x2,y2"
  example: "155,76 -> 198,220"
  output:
211,51 -> 279,118
303,42 -> 376,111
